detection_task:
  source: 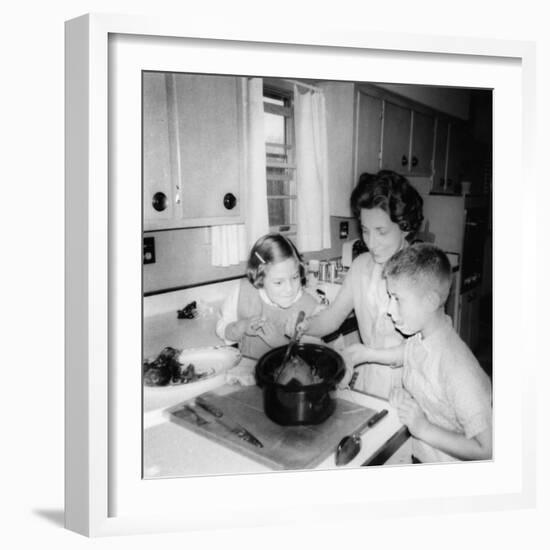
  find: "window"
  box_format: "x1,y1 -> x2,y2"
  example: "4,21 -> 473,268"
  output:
263,87 -> 296,236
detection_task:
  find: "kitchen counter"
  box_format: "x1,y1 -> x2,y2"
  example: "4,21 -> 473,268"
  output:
143,296 -> 410,477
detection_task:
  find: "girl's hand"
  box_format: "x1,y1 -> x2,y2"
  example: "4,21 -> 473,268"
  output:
257,321 -> 288,348
395,394 -> 430,438
243,316 -> 266,336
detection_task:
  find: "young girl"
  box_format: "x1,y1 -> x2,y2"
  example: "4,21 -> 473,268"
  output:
216,233 -> 320,359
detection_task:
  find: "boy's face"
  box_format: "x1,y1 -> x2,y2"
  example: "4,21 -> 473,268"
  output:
386,275 -> 433,336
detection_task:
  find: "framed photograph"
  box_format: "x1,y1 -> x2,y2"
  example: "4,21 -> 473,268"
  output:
65,13 -> 536,537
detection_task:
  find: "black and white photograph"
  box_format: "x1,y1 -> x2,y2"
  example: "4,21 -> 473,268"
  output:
142,72 -> 494,477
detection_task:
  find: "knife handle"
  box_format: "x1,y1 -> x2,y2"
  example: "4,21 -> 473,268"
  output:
367,408 -> 388,427
195,398 -> 223,417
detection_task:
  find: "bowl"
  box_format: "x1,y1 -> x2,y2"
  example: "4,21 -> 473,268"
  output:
255,343 -> 345,426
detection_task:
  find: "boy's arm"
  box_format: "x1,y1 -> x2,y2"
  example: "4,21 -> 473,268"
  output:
396,395 -> 492,460
346,343 -> 405,367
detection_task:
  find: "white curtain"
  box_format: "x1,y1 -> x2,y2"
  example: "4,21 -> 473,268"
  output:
294,85 -> 331,252
211,77 -> 269,266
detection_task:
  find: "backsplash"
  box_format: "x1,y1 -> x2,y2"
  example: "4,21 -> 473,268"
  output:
143,216 -> 361,294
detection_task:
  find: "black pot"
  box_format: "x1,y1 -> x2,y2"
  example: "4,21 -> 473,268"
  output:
255,343 -> 345,426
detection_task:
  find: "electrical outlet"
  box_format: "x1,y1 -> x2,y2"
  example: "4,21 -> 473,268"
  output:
143,236 -> 156,264
339,221 -> 349,239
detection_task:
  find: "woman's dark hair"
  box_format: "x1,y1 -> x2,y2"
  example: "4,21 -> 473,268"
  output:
350,170 -> 424,238
246,233 -> 307,289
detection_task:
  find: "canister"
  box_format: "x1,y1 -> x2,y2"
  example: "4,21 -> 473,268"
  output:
319,260 -> 329,282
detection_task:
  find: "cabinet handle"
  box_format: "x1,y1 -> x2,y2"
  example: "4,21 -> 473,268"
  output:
152,192 -> 168,212
412,156 -> 418,167
401,155 -> 408,167
223,192 -> 237,210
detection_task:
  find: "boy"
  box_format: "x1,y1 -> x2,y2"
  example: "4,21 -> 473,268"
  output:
349,243 -> 492,463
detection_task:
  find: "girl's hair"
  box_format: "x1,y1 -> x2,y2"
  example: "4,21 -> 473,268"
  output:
350,170 -> 424,239
246,233 -> 306,288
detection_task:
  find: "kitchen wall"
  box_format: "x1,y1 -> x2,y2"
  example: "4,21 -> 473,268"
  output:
143,215 -> 361,294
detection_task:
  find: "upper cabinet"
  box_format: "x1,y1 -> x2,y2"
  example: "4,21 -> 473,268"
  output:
432,118 -> 473,194
143,73 -> 245,231
410,110 -> 435,176
355,91 -> 383,179
380,101 -> 412,173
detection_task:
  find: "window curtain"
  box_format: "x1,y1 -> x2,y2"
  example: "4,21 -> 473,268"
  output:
211,77 -> 269,266
294,85 -> 331,252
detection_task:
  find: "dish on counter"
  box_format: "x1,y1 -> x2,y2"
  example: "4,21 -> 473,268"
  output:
143,346 -> 242,413
144,345 -> 241,389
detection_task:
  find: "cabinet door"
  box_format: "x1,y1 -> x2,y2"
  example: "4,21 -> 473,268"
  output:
143,74 -> 244,230
410,111 -> 435,176
323,83 -> 356,217
355,91 -> 383,180
143,73 -> 176,227
381,101 -> 412,173
446,121 -> 470,193
432,117 -> 449,193
174,74 -> 244,225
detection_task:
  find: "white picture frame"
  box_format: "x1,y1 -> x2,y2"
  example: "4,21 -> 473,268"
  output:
65,13 -> 536,537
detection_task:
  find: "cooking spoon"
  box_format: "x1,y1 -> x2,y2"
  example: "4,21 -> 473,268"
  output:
274,310 -> 306,383
335,409 -> 389,466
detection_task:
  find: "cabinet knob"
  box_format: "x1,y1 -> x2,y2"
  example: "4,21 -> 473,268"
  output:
412,156 -> 418,167
223,193 -> 237,210
401,155 -> 408,167
152,192 -> 168,212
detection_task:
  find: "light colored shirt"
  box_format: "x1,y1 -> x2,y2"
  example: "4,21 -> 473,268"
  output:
216,278 -> 322,359
402,317 -> 492,463
347,253 -> 405,396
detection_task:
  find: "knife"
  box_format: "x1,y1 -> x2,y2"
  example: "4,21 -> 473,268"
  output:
195,397 -> 264,448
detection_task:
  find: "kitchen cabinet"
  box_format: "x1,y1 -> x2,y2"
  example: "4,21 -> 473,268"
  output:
432,118 -> 472,194
381,101 -> 411,173
380,101 -> 435,177
322,82 -> 357,217
459,286 -> 481,352
143,72 -> 245,231
354,90 -> 383,180
410,110 -> 435,176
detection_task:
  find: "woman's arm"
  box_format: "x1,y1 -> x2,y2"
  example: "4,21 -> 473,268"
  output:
303,276 -> 355,337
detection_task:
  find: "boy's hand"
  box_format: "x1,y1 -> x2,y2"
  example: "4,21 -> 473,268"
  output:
342,343 -> 373,366
394,393 -> 430,438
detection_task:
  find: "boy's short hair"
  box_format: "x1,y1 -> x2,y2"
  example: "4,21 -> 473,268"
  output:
383,243 -> 452,305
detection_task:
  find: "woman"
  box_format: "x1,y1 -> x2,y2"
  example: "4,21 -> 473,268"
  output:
292,170 -> 424,398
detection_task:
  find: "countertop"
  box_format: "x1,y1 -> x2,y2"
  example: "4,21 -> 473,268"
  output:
142,306 -> 409,476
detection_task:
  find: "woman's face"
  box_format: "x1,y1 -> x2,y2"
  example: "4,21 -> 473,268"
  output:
360,207 -> 408,264
262,257 -> 302,308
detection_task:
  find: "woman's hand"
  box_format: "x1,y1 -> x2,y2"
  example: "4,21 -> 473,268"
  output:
284,311 -> 310,339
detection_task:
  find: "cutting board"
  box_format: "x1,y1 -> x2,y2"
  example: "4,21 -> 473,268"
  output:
168,385 -> 376,470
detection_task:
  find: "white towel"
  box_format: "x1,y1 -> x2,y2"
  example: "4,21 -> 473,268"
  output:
211,224 -> 248,267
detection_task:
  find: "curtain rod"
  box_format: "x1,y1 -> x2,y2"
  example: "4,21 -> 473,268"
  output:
283,79 -> 322,93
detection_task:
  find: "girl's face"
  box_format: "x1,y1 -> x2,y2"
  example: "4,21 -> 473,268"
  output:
262,258 -> 301,308
360,207 -> 408,264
